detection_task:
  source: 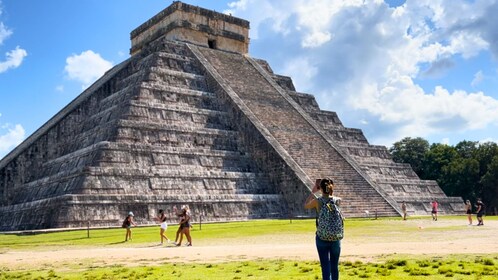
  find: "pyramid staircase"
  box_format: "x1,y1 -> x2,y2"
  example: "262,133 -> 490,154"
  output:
0,2 -> 464,230
269,72 -> 464,215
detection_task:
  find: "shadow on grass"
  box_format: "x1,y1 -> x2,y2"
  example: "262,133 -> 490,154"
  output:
108,241 -> 128,245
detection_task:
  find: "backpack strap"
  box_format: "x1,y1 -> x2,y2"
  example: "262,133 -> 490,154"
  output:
315,197 -> 333,227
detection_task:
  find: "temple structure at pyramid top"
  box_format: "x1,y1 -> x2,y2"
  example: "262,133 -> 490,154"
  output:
130,1 -> 250,55
0,1 -> 464,231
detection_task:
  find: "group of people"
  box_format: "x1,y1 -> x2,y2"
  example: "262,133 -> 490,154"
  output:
122,205 -> 193,246
432,198 -> 486,225
465,198 -> 486,226
399,198 -> 486,226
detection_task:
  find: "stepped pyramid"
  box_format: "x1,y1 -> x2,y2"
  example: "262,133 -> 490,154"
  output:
0,2 -> 464,231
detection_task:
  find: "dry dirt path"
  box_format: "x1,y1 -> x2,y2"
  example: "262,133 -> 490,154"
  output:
1,219 -> 497,269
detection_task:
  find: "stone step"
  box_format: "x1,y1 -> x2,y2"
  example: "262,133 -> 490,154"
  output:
363,165 -> 419,180
99,84 -> 139,109
343,145 -> 391,159
350,156 -> 397,165
142,36 -> 194,58
0,193 -> 289,230
136,83 -> 222,111
116,119 -> 239,151
7,163 -> 278,204
126,100 -> 232,130
324,127 -> 368,144
97,148 -> 255,172
310,111 -> 344,128
146,67 -> 208,91
43,120 -> 119,160
146,51 -> 202,75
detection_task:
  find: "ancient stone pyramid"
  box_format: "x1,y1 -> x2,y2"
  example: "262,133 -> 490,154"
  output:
0,2 -> 463,231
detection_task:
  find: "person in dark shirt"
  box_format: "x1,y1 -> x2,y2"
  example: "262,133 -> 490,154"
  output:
476,198 -> 485,226
123,211 -> 137,241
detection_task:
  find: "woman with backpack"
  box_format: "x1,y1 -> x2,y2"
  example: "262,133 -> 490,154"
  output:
304,178 -> 343,280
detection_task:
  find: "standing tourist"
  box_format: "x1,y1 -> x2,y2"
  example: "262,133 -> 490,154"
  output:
176,205 -> 193,246
401,201 -> 407,220
431,199 -> 438,221
476,198 -> 485,226
304,178 -> 344,280
123,211 -> 137,242
464,200 -> 473,225
155,209 -> 171,245
173,205 -> 185,245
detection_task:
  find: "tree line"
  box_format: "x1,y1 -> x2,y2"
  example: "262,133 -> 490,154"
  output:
389,137 -> 497,215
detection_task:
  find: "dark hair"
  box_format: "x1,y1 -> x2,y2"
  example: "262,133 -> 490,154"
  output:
158,209 -> 164,214
319,178 -> 334,195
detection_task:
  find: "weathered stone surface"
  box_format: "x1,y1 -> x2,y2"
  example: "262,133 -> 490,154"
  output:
0,1 -> 463,231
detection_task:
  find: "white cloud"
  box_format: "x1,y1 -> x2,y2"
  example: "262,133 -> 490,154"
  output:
281,57 -> 317,92
479,137 -> 498,144
227,0 -> 292,39
0,124 -> 25,155
228,0 -> 498,146
471,70 -> 484,87
0,13 -> 27,73
64,50 -> 113,89
0,46 -> 27,73
0,22 -> 13,45
55,85 -> 64,92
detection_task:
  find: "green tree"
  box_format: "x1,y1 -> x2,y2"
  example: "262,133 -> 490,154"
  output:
423,143 -> 458,181
473,142 -> 498,178
389,137 -> 429,177
479,154 -> 498,214
441,157 -> 480,198
455,140 -> 478,159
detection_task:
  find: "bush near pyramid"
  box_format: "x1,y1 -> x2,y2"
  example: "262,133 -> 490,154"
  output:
0,2 -> 464,231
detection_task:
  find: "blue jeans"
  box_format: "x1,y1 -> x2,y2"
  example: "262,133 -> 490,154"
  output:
316,235 -> 341,280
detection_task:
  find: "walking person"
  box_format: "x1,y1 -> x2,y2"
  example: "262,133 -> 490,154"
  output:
173,205 -> 185,245
431,199 -> 438,221
304,178 -> 343,280
155,209 -> 171,245
476,198 -> 485,226
465,200 -> 472,225
177,205 -> 193,246
401,201 -> 407,220
123,211 -> 137,242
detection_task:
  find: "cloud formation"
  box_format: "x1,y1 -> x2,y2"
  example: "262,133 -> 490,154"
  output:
228,0 -> 498,146
0,22 -> 12,44
0,123 -> 25,157
0,15 -> 27,73
64,50 -> 113,89
0,46 -> 27,73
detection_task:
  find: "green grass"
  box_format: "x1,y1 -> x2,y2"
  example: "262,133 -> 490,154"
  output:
2,215 -> 495,250
0,255 -> 496,279
0,216 -> 497,279
0,219 -> 315,250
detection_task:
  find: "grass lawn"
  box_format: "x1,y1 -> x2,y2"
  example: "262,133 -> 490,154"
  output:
0,216 -> 496,279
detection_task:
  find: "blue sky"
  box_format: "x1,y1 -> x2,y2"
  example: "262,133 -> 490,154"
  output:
1,0 -> 498,159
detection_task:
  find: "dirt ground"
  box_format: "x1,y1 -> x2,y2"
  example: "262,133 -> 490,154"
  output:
1,218 -> 497,269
